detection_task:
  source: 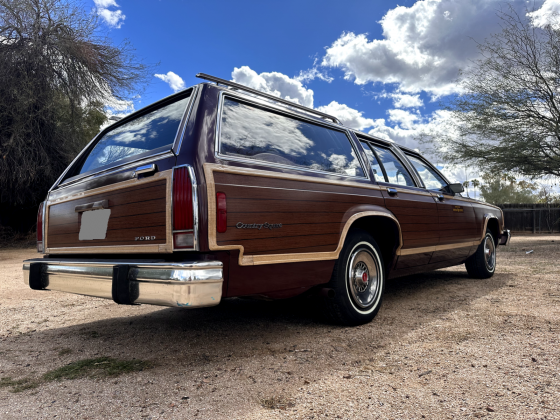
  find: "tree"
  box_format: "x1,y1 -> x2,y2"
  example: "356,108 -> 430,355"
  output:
477,173 -> 538,204
421,7 -> 560,178
0,0 -> 148,230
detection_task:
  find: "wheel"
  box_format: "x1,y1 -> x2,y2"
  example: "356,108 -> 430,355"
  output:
465,229 -> 496,279
321,229 -> 385,325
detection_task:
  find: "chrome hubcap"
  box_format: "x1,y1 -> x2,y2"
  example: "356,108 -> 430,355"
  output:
484,235 -> 496,271
348,247 -> 380,308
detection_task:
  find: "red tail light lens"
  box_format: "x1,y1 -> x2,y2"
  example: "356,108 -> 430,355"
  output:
37,202 -> 44,253
216,192 -> 227,233
173,167 -> 193,231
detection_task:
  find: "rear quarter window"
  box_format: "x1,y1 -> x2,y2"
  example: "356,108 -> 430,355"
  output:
218,98 -> 365,177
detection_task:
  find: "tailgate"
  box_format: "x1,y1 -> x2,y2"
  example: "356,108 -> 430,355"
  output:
45,170 -> 173,254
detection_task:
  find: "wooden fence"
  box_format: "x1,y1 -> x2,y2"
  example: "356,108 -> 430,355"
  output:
498,204 -> 560,233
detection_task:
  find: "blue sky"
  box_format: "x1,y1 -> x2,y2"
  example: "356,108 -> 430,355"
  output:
93,0 -> 557,183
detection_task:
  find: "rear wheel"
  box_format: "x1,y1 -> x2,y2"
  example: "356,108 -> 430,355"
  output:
322,229 -> 385,325
465,229 -> 496,279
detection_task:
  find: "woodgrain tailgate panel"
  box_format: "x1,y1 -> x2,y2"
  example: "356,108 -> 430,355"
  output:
45,170 -> 172,253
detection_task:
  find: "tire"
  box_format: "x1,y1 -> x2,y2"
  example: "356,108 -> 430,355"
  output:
321,229 -> 385,326
465,229 -> 496,279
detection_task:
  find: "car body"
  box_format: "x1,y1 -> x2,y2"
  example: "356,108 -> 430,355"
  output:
23,74 -> 511,325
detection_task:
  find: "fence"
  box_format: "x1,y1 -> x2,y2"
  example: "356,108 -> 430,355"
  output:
498,204 -> 560,233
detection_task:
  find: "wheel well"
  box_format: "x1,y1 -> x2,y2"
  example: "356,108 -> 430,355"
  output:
349,216 -> 400,272
487,218 -> 500,246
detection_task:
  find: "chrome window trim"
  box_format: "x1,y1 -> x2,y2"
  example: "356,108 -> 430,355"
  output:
214,91 -> 370,181
50,86 -> 198,192
363,141 -> 420,189
390,145 -> 424,188
171,164 -> 199,251
173,85 -> 200,155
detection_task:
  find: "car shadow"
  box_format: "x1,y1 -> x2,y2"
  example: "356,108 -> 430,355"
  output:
8,266 -> 509,372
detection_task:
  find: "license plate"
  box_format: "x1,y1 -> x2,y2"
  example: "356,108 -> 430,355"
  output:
79,209 -> 111,240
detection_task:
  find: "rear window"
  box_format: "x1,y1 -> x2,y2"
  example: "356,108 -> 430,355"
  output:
219,98 -> 365,177
78,94 -> 191,175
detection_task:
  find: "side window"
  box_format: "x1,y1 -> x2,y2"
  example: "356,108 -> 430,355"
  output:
371,145 -> 415,187
406,154 -> 447,191
359,141 -> 385,182
219,98 -> 365,177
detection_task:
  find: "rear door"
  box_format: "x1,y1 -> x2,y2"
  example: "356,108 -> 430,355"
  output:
44,90 -> 194,254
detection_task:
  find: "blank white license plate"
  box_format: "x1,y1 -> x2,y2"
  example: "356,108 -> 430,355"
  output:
79,209 -> 111,240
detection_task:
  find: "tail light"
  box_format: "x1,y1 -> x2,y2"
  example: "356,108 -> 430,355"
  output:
216,192 -> 227,233
172,166 -> 195,249
37,202 -> 44,253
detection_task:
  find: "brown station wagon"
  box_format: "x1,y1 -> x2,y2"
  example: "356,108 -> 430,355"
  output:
23,73 -> 511,325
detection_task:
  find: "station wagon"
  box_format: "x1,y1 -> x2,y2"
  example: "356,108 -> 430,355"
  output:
23,73 -> 511,325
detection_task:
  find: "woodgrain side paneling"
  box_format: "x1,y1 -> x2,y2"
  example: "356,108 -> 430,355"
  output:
205,163 -> 402,266
46,170 -> 172,253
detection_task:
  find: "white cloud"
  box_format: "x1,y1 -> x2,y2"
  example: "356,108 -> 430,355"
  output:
154,71 -> 186,93
387,109 -> 421,130
231,66 -> 314,107
93,0 -> 125,28
316,101 -> 378,130
321,0 -> 534,97
295,67 -> 334,84
391,93 -> 423,108
528,0 -> 560,29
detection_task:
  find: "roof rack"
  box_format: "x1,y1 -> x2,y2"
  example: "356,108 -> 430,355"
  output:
196,73 -> 342,125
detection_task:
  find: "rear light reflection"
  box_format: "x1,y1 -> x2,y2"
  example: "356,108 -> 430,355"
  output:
216,192 -> 227,233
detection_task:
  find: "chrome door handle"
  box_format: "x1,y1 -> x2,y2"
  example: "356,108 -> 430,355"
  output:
133,164 -> 157,178
436,194 -> 444,201
75,200 -> 108,213
387,187 -> 398,195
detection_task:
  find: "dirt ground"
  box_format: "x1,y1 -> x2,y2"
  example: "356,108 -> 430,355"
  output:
0,235 -> 559,420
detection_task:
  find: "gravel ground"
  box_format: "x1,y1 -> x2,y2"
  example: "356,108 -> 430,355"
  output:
0,235 -> 559,420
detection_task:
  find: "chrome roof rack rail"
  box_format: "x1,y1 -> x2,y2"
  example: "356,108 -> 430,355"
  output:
196,73 -> 342,125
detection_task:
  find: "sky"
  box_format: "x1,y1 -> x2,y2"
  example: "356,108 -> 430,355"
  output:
93,0 -> 559,185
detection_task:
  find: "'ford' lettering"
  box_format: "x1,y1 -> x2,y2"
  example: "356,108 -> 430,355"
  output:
236,222 -> 282,230
135,236 -> 156,241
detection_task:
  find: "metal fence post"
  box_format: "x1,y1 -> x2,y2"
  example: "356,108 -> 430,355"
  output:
532,204 -> 536,234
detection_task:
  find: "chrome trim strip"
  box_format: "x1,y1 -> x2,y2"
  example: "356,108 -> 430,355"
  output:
171,165 -> 200,251
173,85 -> 200,155
214,91 -> 370,182
197,73 -> 341,124
397,241 -> 480,256
23,259 -> 223,308
51,87 -> 198,191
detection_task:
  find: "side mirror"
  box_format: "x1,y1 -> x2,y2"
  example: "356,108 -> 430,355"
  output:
446,183 -> 464,194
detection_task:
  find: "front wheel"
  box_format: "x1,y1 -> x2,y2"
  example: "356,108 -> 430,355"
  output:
465,229 -> 496,279
321,230 -> 385,325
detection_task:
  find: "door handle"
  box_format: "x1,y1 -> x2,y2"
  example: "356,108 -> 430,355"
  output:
75,200 -> 108,213
436,194 -> 444,202
133,164 -> 157,178
387,187 -> 398,196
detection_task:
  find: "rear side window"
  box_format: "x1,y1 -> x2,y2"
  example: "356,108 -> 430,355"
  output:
371,145 -> 415,187
219,98 -> 365,177
79,94 -> 191,175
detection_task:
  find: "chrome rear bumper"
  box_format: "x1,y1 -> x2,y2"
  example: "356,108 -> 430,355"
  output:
498,229 -> 511,246
23,259 -> 223,308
